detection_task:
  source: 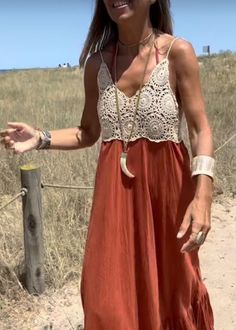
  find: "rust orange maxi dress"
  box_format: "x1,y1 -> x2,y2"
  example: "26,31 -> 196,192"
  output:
80,39 -> 214,330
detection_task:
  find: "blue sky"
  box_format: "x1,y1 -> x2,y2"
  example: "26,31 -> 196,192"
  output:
1,0 -> 236,69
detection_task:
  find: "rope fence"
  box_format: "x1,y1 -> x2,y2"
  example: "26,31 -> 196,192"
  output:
0,172 -> 93,295
0,184 -> 93,212
0,188 -> 27,212
41,183 -> 94,190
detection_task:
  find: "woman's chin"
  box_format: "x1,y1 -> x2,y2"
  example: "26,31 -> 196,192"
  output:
117,14 -> 133,24
109,3 -> 134,23
112,11 -> 134,24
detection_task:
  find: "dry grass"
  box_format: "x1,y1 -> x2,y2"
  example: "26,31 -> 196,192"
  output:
0,67 -> 99,325
199,53 -> 236,191
0,54 -> 235,326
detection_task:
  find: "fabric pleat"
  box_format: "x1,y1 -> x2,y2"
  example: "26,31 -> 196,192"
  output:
80,139 -> 214,330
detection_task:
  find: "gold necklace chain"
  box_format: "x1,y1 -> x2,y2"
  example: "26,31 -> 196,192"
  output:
114,36 -> 154,153
118,31 -> 153,48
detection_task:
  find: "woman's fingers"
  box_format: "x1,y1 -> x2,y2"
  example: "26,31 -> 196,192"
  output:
0,136 -> 9,146
1,137 -> 15,149
1,123 -> 37,154
181,231 -> 203,253
0,131 -> 17,148
4,136 -> 11,143
181,241 -> 198,253
5,141 -> 21,153
182,243 -> 199,253
7,122 -> 26,130
0,128 -> 17,137
1,123 -> 28,140
181,222 -> 209,253
177,205 -> 192,239
8,140 -> 15,147
177,198 -> 212,254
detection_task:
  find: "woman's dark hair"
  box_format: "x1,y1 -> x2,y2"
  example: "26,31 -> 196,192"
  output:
79,0 -> 173,67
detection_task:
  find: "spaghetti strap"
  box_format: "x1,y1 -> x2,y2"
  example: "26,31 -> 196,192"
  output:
100,47 -> 116,73
154,42 -> 160,64
166,37 -> 180,58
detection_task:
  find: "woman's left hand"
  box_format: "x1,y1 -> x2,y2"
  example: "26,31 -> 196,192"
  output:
177,195 -> 212,253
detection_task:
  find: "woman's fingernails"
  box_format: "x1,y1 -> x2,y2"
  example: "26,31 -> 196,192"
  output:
177,232 -> 183,239
181,246 -> 186,252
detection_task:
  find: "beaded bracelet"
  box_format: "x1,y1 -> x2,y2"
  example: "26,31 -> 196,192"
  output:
36,130 -> 52,150
191,155 -> 215,179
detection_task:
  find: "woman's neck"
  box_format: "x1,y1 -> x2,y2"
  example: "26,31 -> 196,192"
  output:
117,20 -> 154,55
117,30 -> 156,57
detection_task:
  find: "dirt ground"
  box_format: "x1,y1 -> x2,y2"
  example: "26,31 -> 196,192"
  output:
1,197 -> 235,330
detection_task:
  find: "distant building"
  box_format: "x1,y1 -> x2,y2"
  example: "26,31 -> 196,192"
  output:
58,62 -> 71,68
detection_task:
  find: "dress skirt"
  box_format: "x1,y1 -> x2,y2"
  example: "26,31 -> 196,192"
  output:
80,138 -> 214,330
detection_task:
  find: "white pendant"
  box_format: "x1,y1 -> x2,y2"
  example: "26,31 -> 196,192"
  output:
120,152 -> 135,178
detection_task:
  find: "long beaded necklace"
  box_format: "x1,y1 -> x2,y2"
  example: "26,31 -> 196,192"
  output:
114,35 -> 154,178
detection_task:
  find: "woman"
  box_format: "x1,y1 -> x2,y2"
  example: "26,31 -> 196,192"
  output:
1,0 -> 215,329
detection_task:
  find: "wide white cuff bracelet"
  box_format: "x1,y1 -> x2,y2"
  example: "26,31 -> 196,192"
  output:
191,155 -> 215,179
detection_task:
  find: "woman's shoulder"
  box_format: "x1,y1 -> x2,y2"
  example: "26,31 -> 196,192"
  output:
82,52 -> 103,90
84,52 -> 102,71
157,33 -> 194,58
162,34 -> 196,59
98,43 -> 115,64
162,35 -> 199,74
85,43 -> 114,70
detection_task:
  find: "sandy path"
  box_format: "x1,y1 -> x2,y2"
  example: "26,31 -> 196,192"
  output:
200,198 -> 236,330
1,198 -> 235,330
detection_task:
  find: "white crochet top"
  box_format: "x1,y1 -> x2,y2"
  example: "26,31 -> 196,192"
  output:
97,38 -> 183,144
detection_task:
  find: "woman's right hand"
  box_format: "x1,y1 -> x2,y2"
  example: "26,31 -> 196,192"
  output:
0,122 -> 40,154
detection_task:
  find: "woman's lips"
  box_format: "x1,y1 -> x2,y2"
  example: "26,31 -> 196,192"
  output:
112,1 -> 130,9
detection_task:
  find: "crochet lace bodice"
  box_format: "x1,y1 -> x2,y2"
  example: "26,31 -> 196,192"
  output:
97,42 -> 183,144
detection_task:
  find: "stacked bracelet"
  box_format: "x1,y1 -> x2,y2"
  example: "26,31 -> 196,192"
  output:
191,155 -> 215,179
36,130 -> 52,150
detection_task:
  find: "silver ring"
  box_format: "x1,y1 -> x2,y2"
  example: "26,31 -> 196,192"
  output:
195,231 -> 206,245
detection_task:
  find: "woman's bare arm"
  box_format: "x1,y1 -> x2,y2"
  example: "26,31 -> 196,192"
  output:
0,54 -> 101,153
172,40 -> 214,193
171,40 -> 214,252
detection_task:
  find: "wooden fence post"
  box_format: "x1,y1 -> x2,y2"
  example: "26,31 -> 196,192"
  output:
20,164 -> 45,294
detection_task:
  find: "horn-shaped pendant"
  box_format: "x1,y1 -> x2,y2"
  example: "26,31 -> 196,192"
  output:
120,152 -> 135,178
